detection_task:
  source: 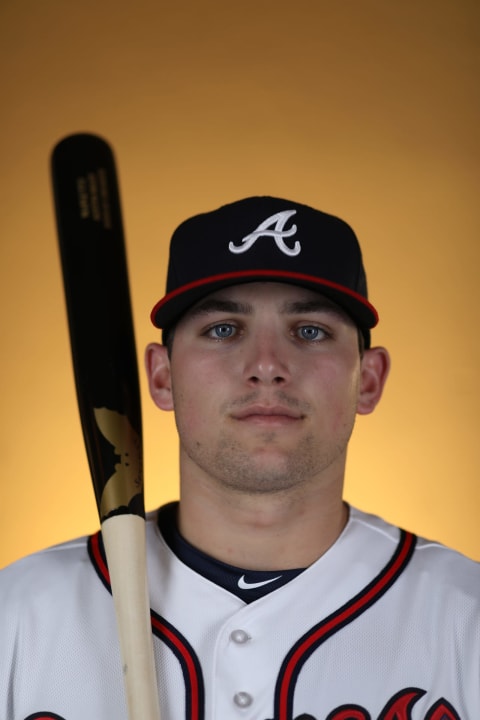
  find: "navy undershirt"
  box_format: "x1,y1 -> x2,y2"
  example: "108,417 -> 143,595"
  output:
157,502 -> 305,603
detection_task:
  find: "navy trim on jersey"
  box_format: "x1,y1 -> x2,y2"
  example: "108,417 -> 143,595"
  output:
88,532 -> 205,720
273,529 -> 417,720
150,611 -> 205,720
157,501 -> 305,602
88,525 -> 416,720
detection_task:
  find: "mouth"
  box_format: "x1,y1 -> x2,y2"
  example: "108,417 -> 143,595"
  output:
231,405 -> 304,427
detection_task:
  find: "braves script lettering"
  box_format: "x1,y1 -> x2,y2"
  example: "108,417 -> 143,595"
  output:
264,687 -> 461,720
229,209 -> 300,256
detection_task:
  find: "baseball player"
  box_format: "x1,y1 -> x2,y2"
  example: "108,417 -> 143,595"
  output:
1,196 -> 479,719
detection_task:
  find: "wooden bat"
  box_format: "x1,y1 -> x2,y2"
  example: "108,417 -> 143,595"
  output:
51,133 -> 161,720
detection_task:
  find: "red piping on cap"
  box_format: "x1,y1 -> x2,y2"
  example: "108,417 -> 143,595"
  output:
151,269 -> 378,328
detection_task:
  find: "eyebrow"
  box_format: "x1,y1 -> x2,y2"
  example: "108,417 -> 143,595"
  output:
187,298 -> 253,318
280,299 -> 350,320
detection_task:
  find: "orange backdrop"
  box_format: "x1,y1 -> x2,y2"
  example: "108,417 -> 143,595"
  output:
1,0 -> 479,568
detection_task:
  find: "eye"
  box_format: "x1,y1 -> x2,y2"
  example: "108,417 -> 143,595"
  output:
296,325 -> 327,342
206,323 -> 237,339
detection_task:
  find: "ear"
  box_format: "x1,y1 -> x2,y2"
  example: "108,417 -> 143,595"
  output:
144,342 -> 174,411
356,346 -> 391,415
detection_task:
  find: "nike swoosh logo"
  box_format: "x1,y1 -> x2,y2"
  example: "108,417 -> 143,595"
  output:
237,574 -> 282,590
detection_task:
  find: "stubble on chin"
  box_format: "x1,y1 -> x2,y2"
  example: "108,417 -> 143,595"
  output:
188,429 -> 348,496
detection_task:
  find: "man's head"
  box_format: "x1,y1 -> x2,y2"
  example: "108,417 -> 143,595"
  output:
146,199 -> 390,501
150,196 -> 378,349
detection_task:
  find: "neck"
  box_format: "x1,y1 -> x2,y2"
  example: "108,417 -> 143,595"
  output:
177,468 -> 348,570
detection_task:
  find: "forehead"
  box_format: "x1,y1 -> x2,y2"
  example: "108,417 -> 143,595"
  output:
184,281 -> 356,324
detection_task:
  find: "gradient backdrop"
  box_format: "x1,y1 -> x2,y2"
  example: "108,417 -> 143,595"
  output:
1,0 -> 479,568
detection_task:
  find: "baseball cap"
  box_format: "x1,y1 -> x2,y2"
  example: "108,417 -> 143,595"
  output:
151,196 -> 378,347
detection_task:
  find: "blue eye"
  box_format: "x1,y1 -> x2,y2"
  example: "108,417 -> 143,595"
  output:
298,325 -> 326,341
209,324 -> 236,339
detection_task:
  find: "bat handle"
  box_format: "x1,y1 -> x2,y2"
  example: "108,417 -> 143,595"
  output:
102,515 -> 162,720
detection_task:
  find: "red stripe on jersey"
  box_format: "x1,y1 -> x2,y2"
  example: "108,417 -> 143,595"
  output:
89,530 -> 110,587
274,530 -> 417,720
88,532 -> 205,720
88,528 -> 416,719
150,612 -> 204,720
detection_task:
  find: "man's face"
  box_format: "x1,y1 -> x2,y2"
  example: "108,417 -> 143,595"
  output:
150,282 -> 382,497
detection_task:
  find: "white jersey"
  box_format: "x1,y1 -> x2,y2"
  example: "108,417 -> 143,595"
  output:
0,505 -> 479,720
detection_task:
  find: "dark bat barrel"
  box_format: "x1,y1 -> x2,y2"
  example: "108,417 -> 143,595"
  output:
51,134 -> 144,521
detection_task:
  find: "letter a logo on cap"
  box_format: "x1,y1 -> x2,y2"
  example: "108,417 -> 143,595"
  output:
228,209 -> 300,257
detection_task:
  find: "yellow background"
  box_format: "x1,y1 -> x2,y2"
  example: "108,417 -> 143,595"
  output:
1,0 -> 478,568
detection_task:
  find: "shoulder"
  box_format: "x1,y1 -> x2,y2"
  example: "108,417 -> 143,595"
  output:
0,535 -> 91,574
349,506 -> 480,599
0,535 -> 92,609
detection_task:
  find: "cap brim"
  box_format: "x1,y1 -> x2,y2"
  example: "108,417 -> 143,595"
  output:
151,269 -> 378,336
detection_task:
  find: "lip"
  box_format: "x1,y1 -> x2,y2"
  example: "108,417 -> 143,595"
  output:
232,405 -> 304,423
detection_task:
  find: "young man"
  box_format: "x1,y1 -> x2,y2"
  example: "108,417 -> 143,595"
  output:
1,196 -> 479,719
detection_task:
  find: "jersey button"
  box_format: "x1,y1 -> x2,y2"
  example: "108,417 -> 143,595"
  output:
233,691 -> 253,708
230,629 -> 250,644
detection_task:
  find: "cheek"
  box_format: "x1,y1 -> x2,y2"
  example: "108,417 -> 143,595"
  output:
171,390 -> 205,451
170,359 -> 223,435
314,358 -> 361,421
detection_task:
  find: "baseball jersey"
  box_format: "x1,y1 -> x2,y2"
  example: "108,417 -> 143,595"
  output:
0,504 -> 478,719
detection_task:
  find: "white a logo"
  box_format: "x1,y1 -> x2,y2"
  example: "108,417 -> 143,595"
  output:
229,209 -> 300,257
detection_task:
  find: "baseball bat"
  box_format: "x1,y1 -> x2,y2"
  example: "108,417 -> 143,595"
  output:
51,133 -> 161,720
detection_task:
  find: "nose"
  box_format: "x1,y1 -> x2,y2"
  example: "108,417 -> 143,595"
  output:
243,330 -> 290,386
